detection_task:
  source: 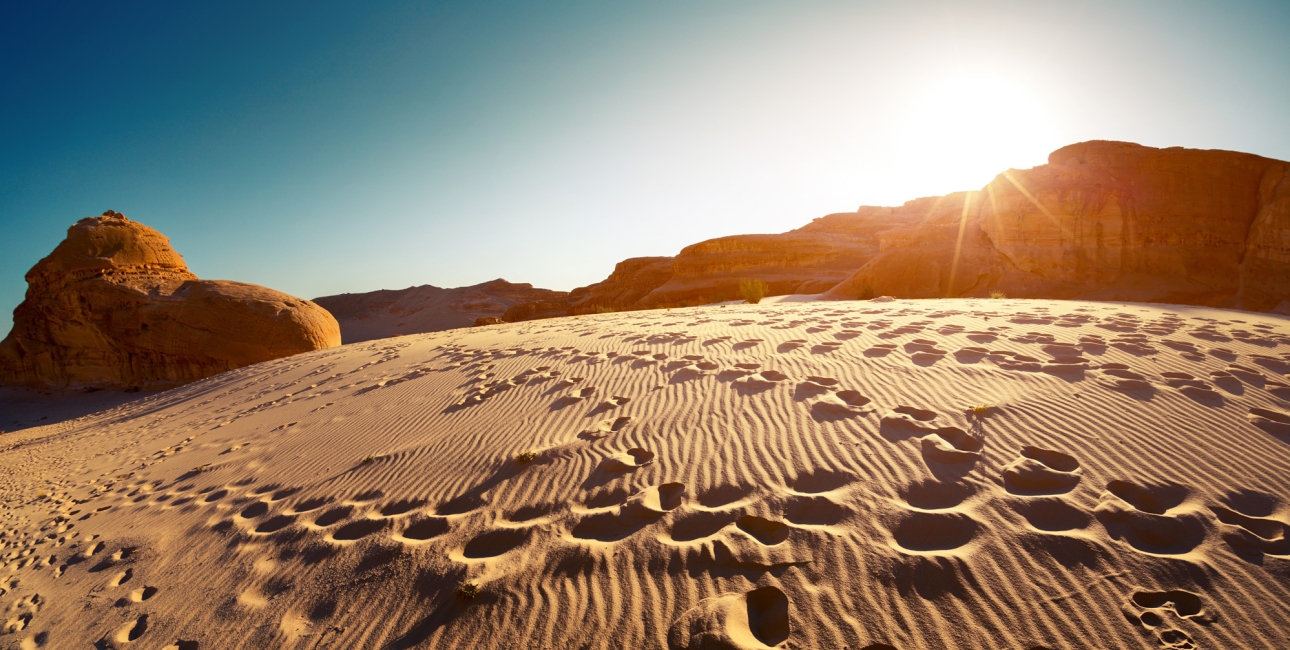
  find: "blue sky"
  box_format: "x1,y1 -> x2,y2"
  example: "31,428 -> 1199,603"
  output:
3,0 -> 1289,337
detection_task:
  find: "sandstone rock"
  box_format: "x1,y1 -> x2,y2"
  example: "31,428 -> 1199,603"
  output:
514,209 -> 924,318
824,141 -> 1290,310
566,257 -> 675,314
501,300 -> 571,323
636,208 -> 920,307
0,213 -> 340,389
313,279 -> 568,343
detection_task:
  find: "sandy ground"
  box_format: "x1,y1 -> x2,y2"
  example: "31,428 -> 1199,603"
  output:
1,298 -> 1289,649
0,388 -> 160,436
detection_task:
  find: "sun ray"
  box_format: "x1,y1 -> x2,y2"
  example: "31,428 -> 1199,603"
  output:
946,191 -> 976,297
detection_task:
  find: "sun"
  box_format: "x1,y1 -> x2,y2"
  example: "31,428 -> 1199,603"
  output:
895,73 -> 1055,195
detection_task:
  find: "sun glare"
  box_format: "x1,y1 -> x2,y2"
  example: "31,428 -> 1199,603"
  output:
895,73 -> 1055,195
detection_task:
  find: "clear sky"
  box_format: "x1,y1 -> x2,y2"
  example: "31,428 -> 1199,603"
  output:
3,0 -> 1289,337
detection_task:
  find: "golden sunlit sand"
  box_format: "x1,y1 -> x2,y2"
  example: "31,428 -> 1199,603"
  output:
3,297 -> 1289,648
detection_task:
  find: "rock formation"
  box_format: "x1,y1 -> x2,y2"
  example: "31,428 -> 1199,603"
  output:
822,141 -> 1290,312
504,140 -> 1290,318
0,212 -> 341,390
312,279 -> 569,343
565,256 -> 676,314
557,209 -> 923,314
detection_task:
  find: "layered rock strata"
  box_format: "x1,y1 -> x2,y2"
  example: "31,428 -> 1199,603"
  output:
514,141 -> 1290,317
823,141 -> 1290,311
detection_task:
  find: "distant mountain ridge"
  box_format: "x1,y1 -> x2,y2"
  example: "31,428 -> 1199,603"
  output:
312,279 -> 567,343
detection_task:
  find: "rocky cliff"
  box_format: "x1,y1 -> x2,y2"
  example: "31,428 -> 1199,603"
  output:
503,141 -> 1289,318
0,213 -> 341,389
822,141 -> 1290,312
559,208 -> 924,313
312,279 -> 569,343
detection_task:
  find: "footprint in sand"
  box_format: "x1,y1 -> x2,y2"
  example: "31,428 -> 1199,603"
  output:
794,379 -> 833,398
110,567 -> 133,586
886,479 -> 982,554
667,586 -> 791,650
288,497 -> 331,514
603,448 -> 656,471
1125,589 -> 1213,648
880,406 -> 938,435
809,392 -> 872,420
1248,407 -> 1290,437
1210,490 -> 1289,558
580,416 -> 634,440
239,502 -> 269,519
460,528 -> 530,559
953,346 -> 991,363
1094,481 -> 1205,555
1205,368 -> 1244,393
596,396 -> 632,410
735,516 -> 791,546
1097,364 -> 1155,393
1160,372 -> 1222,404
733,372 -> 787,393
328,519 -> 389,543
783,495 -> 849,526
113,614 -> 148,644
1014,499 -> 1092,534
919,427 -> 982,465
787,470 -> 854,495
571,483 -> 685,542
394,515 -> 450,544
253,515 -> 296,534
888,510 -> 979,554
311,506 -> 354,528
1001,447 -> 1082,496
904,340 -> 948,365
900,480 -> 976,510
378,499 -> 426,517
129,586 -> 158,602
864,343 -> 897,357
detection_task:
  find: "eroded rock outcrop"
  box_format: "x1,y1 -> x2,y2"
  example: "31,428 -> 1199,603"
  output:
824,141 -> 1290,310
554,210 -> 924,314
313,279 -> 568,342
0,213 -> 341,389
565,257 -> 675,314
508,141 -> 1290,319
502,141 -> 1290,320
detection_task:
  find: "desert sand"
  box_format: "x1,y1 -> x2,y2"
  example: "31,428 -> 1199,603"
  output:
2,297 -> 1289,649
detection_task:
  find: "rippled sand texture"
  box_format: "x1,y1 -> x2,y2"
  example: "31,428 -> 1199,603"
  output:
3,298 -> 1290,649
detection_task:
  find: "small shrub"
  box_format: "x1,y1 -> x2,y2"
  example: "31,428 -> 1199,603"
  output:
738,279 -> 769,304
515,450 -> 538,464
857,285 -> 875,300
361,455 -> 376,464
456,581 -> 480,600
594,305 -> 616,314
969,403 -> 993,416
989,290 -> 1007,299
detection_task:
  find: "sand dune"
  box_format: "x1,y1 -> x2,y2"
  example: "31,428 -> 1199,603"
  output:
2,298 -> 1289,649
